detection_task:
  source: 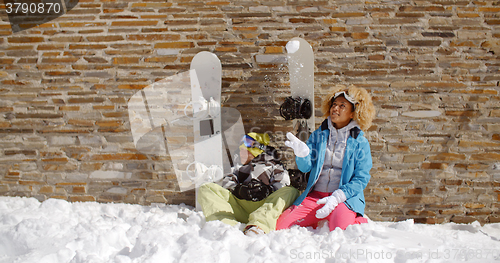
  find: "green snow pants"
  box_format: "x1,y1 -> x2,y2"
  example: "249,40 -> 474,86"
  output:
197,183 -> 299,234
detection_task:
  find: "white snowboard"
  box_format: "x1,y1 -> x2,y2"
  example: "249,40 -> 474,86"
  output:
190,51 -> 223,168
286,37 -> 315,139
189,52 -> 224,209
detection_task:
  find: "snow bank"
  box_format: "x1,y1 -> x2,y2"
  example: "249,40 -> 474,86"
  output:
1,196 -> 499,263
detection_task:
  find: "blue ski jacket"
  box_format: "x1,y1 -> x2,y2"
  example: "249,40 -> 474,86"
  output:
293,119 -> 372,215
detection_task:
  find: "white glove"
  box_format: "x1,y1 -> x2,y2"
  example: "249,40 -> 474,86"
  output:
188,162 -> 223,185
284,132 -> 310,157
315,189 -> 347,219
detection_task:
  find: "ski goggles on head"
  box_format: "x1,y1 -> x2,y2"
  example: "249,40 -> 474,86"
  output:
333,91 -> 358,108
239,135 -> 266,150
239,135 -> 266,157
240,135 -> 256,148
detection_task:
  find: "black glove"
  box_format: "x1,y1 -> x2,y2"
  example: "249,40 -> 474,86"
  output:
233,179 -> 272,202
288,169 -> 309,191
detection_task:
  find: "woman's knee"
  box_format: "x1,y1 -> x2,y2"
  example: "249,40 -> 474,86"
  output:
328,203 -> 356,230
276,206 -> 294,230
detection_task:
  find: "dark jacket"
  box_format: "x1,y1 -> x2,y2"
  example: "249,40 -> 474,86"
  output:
222,149 -> 290,192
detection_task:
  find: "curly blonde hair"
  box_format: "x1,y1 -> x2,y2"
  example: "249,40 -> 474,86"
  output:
320,85 -> 376,131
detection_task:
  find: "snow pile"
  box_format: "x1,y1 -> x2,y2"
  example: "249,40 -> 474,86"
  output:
1,196 -> 500,263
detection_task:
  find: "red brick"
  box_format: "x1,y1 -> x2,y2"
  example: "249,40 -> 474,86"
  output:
422,163 -> 448,169
428,153 -> 466,161
56,182 -> 86,186
145,57 -> 177,63
111,21 -> 158,27
459,141 -> 500,147
131,3 -> 172,8
233,26 -> 258,31
458,13 -> 480,18
215,47 -> 237,52
113,57 -> 141,64
69,44 -> 108,50
38,129 -> 92,134
8,37 -> 44,43
59,22 -> 106,27
289,18 -> 316,23
400,6 -> 445,12
87,36 -> 125,42
465,203 -> 486,209
470,153 -> 500,161
445,110 -> 480,117
69,119 -> 94,127
42,163 -> 78,171
93,105 -> 115,110
42,158 -> 69,162
70,196 -> 96,202
0,58 -> 15,64
41,58 -> 79,63
350,32 -> 370,39
95,120 -> 123,127
479,7 -> 500,12
450,40 -> 477,47
39,186 -> 54,194
331,12 -> 365,17
128,34 -> 180,41
154,42 -> 195,49
163,19 -> 198,26
408,40 -> 441,47
117,84 -> 147,90
486,20 -> 500,25
72,186 -> 86,194
90,153 -> 148,161
330,27 -> 346,32
49,36 -> 84,42
68,98 -> 106,104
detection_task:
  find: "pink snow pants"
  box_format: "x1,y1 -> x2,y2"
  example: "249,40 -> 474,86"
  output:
276,191 -> 368,231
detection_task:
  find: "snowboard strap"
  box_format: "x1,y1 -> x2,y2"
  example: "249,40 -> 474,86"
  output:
293,120 -> 310,142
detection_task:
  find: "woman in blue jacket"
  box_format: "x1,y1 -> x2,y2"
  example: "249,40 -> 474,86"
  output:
277,85 -> 375,231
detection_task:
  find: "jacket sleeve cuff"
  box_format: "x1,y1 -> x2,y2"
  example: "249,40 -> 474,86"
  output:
296,155 -> 312,173
333,189 -> 347,203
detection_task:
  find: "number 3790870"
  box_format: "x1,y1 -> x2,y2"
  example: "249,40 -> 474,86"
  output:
5,2 -> 62,14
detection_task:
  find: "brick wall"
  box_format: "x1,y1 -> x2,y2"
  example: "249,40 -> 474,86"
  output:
0,0 -> 499,224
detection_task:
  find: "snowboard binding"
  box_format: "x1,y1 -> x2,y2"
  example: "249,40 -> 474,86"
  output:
287,168 -> 309,191
279,96 -> 312,121
183,96 -> 220,120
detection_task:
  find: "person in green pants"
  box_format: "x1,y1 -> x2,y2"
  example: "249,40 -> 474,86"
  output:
197,132 -> 299,235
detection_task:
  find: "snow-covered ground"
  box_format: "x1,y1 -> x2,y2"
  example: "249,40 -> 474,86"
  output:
1,196 -> 499,263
